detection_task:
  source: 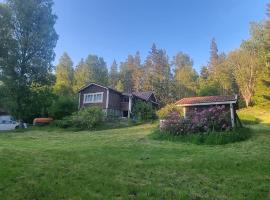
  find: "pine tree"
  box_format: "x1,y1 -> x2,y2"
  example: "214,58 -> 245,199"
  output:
109,60 -> 119,89
54,53 -> 74,96
143,44 -> 172,104
85,55 -> 108,85
209,38 -> 219,76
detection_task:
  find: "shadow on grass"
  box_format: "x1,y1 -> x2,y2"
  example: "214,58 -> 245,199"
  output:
4,120 -> 157,134
148,127 -> 252,145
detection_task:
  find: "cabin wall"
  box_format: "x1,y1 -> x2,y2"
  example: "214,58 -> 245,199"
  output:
79,85 -> 107,109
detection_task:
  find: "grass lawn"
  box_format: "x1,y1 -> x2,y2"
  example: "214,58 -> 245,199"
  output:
0,106 -> 270,199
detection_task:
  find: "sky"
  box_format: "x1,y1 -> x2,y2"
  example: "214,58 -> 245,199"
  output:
53,0 -> 268,71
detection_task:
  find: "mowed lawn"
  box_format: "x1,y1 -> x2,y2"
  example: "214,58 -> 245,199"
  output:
0,108 -> 270,199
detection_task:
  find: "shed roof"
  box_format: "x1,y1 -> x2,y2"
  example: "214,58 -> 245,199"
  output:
175,95 -> 237,106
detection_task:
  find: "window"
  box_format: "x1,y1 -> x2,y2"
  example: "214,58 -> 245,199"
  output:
84,92 -> 103,103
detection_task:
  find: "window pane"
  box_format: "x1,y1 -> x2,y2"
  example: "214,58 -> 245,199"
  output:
89,95 -> 93,102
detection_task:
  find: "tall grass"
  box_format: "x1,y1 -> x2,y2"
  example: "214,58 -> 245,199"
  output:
151,127 -> 252,145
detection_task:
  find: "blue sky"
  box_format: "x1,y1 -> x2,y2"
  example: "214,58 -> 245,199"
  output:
53,0 -> 268,71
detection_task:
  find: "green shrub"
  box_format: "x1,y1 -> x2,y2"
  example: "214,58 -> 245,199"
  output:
49,96 -> 77,119
156,103 -> 182,119
52,106 -> 104,130
151,127 -> 251,145
133,100 -> 156,121
71,106 -> 104,129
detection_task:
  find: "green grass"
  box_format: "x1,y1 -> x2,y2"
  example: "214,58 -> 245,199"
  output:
0,105 -> 270,199
150,127 -> 252,145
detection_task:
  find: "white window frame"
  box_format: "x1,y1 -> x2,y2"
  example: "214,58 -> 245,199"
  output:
83,92 -> 104,104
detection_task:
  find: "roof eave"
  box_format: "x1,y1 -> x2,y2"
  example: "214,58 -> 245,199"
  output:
176,100 -> 237,107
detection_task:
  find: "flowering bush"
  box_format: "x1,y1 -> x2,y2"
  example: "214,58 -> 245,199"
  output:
156,103 -> 183,119
161,105 -> 231,135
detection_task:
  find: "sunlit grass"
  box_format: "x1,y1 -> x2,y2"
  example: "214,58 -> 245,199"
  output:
0,104 -> 269,199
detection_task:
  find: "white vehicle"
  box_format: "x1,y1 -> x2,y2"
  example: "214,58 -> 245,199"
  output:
0,115 -> 20,131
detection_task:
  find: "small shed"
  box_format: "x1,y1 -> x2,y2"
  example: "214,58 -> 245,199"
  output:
175,95 -> 241,127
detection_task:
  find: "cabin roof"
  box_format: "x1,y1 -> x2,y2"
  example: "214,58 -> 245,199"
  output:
175,95 -> 237,106
78,83 -> 157,103
132,91 -> 154,101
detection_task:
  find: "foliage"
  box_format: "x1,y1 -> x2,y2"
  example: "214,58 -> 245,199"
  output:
54,52 -> 74,96
49,96 -> 77,120
119,52 -> 142,92
173,52 -> 198,99
71,106 -> 104,129
85,55 -> 108,86
132,100 -> 156,121
115,80 -> 124,92
152,127 -> 251,145
73,59 -> 89,92
0,0 -> 58,121
228,49 -> 261,107
156,103 -> 183,119
161,106 -> 231,135
143,44 -> 172,104
53,106 -> 104,129
108,60 -> 119,89
198,79 -> 220,96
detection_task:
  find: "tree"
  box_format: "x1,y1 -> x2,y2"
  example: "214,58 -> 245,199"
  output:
199,66 -> 209,80
133,51 -> 143,92
214,53 -> 237,95
173,52 -> 198,99
266,4 -> 270,44
209,38 -> 219,77
54,52 -> 74,96
0,0 -> 58,121
119,58 -> 133,92
109,60 -> 119,89
115,80 -> 124,92
119,52 -> 142,92
228,49 -> 260,107
85,55 -> 108,85
143,44 -> 172,104
242,22 -> 270,104
73,59 -> 90,92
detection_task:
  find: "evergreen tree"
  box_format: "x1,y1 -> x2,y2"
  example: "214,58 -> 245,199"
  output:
209,38 -> 219,77
85,55 -> 108,85
54,53 -> 74,96
143,44 -> 172,104
109,60 -> 119,89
